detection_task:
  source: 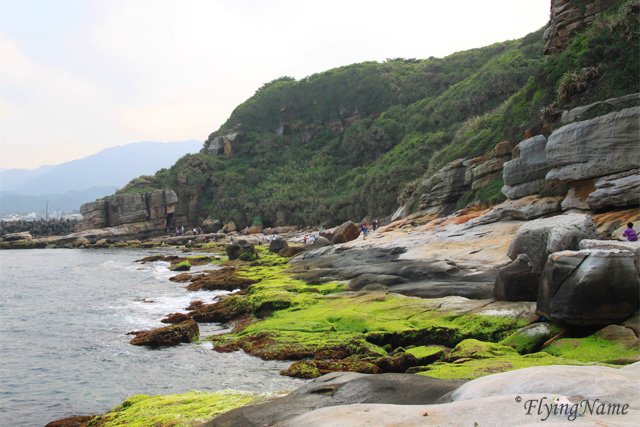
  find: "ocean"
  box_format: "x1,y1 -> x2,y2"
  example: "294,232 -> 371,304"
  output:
0,248 -> 303,426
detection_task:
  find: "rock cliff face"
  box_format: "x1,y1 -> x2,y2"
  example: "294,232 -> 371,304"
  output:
543,0 -> 619,55
78,190 -> 177,233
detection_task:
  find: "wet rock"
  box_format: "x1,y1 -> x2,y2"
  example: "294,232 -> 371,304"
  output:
161,312 -> 191,324
331,220 -> 360,244
129,319 -> 199,347
507,213 -> 598,274
269,238 -> 288,253
45,415 -> 95,427
493,253 -> 538,302
203,372 -> 465,427
226,240 -> 257,260
185,267 -> 258,292
537,249 -> 640,326
546,107 -> 640,182
189,295 -> 251,323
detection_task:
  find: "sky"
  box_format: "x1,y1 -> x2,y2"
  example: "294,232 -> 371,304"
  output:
0,0 -> 550,169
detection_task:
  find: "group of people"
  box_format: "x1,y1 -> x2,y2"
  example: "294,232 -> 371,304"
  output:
359,218 -> 379,240
173,225 -> 202,236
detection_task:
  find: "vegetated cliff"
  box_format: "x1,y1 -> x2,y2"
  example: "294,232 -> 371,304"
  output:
117,0 -> 639,229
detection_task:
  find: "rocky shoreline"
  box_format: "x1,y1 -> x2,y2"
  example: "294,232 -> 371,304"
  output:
40,205 -> 640,426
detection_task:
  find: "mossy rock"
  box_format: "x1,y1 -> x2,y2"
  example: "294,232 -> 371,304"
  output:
87,390 -> 274,426
417,352 -> 581,381
542,335 -> 640,364
500,322 -> 564,354
170,260 -> 192,271
446,338 -> 518,361
282,357 -> 381,379
404,345 -> 447,364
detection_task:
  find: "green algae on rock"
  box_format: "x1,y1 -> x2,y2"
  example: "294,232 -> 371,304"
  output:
87,390 -> 275,427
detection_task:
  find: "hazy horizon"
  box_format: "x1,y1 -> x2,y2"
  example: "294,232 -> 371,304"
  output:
0,0 -> 550,169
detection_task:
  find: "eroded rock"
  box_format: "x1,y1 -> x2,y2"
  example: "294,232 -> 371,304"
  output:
128,319 -> 199,347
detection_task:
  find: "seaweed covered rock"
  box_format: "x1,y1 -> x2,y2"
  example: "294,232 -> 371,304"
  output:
537,249 -> 640,326
129,319 -> 199,347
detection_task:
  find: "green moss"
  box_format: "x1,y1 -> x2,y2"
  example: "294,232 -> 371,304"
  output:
88,390 -> 273,427
417,352 -> 580,380
447,338 -> 517,359
404,345 -> 446,364
542,335 -> 640,364
500,323 -> 564,354
170,260 -> 191,271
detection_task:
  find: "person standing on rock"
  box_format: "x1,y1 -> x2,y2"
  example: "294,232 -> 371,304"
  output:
622,222 -> 638,241
360,221 -> 368,240
372,218 -> 379,231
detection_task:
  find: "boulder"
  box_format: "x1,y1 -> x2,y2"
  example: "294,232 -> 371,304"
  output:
331,221 -> 360,244
502,135 -> 550,199
537,249 -> 640,326
128,319 -> 199,347
307,236 -> 332,249
493,254 -> 538,302
279,246 -> 306,257
579,239 -> 640,274
507,213 -> 598,274
546,107 -> 640,182
226,240 -> 257,261
595,325 -> 640,349
201,218 -> 223,233
500,322 -> 562,354
269,238 -> 289,253
586,169 -> 640,210
203,372 -> 465,427
246,225 -> 262,235
222,221 -> 237,233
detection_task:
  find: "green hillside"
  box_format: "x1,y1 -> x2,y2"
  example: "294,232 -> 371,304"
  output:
120,0 -> 639,228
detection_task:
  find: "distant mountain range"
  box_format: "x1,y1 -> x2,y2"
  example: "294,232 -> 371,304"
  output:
0,140 -> 202,215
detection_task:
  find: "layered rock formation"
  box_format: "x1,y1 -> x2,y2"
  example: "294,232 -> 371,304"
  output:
78,190 -> 177,233
543,0 -> 619,55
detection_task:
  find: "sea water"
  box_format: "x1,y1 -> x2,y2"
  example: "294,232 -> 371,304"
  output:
0,248 -> 303,426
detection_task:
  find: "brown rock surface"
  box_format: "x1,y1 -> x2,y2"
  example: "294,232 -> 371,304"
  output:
128,319 -> 199,347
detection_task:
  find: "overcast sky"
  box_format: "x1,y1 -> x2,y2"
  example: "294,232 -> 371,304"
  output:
0,0 -> 550,169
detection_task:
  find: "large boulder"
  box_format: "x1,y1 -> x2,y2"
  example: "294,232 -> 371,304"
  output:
493,254 -> 538,302
545,107 -> 640,182
269,238 -> 288,253
537,249 -> 640,326
222,221 -> 237,233
331,221 -> 360,244
129,319 -> 199,347
507,213 -> 598,274
579,239 -> 640,273
226,240 -> 257,260
502,135 -> 550,199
